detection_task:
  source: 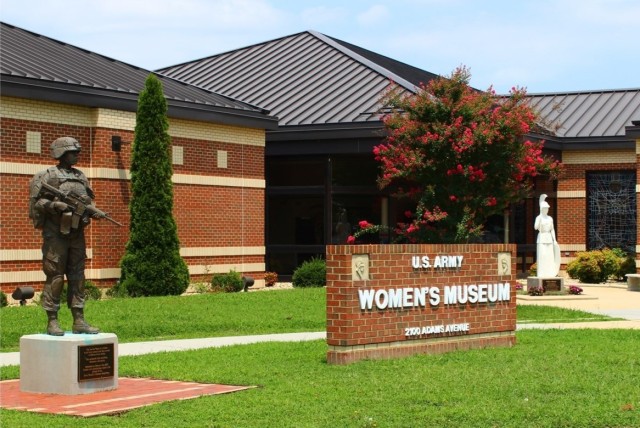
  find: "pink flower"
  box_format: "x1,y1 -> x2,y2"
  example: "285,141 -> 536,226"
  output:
358,220 -> 372,229
347,235 -> 356,244
449,195 -> 457,201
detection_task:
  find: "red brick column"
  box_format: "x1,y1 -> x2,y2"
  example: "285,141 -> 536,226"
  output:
326,244 -> 517,364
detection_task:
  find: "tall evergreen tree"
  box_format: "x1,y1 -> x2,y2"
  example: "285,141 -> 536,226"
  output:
119,74 -> 189,296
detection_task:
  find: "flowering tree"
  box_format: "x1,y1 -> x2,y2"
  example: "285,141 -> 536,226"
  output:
351,67 -> 562,244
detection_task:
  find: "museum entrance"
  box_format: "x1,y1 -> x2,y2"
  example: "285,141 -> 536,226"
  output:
266,154 -> 386,278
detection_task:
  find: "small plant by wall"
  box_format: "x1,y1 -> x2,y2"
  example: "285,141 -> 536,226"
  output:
292,257 -> 326,288
264,272 -> 278,287
211,270 -> 243,293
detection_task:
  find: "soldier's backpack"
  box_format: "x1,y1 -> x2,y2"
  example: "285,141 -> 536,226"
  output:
28,167 -> 58,229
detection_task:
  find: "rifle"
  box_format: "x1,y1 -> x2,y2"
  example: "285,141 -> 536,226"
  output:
40,181 -> 124,227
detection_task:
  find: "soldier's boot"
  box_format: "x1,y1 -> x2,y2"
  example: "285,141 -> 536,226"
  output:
46,311 -> 65,336
71,308 -> 99,334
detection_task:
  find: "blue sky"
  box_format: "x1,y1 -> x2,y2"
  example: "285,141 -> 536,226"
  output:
1,0 -> 638,94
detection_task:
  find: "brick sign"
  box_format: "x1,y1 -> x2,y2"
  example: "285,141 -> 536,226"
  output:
326,244 -> 517,364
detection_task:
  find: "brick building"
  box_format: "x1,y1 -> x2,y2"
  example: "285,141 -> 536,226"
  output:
160,31 -> 640,276
0,22 -> 277,293
1,24 -> 638,294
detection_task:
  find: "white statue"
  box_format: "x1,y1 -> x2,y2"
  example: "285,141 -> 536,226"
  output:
534,194 -> 560,277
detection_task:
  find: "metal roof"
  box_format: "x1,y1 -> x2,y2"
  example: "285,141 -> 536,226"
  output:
0,22 -> 277,129
159,29 -> 640,148
527,89 -> 640,138
158,31 -> 438,128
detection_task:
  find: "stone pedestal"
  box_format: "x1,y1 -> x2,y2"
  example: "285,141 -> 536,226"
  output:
527,276 -> 564,292
20,333 -> 118,395
626,274 -> 640,291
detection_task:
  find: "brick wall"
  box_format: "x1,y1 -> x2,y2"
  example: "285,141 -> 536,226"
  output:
326,244 -> 517,364
1,97 -> 267,292
556,147 -> 639,269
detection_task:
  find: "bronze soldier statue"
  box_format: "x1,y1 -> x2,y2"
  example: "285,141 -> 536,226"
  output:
29,137 -> 119,336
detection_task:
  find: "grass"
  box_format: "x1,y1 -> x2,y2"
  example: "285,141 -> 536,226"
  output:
516,305 -> 618,324
0,288 -> 326,352
0,288 -> 616,352
2,330 -> 639,427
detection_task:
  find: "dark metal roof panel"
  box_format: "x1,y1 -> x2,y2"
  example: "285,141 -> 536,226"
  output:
0,22 -> 275,122
159,31 -> 426,127
527,89 -> 640,138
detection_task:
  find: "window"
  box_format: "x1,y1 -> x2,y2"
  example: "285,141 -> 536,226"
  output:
587,171 -> 636,253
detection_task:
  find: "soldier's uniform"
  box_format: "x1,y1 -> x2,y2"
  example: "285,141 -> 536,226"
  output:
30,137 -> 99,335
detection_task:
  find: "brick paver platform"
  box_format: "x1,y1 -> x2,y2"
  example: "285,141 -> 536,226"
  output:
0,377 -> 253,417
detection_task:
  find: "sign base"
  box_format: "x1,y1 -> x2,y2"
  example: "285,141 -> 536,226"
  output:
527,276 -> 564,292
20,333 -> 118,395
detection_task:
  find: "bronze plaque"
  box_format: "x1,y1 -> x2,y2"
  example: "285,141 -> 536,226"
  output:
542,279 -> 562,292
78,343 -> 115,382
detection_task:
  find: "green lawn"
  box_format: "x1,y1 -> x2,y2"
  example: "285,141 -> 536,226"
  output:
1,289 -> 637,426
0,288 -> 615,352
2,330 -> 639,427
0,289 -> 326,352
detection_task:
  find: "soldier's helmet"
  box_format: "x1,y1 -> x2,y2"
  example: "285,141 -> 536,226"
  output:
50,137 -> 81,159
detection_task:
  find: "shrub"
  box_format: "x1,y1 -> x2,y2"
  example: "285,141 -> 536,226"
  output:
527,286 -> 544,296
211,270 -> 243,293
0,291 -> 7,308
191,282 -> 211,294
264,272 -> 278,287
567,251 -> 607,283
84,280 -> 102,300
618,255 -> 637,280
106,281 -> 130,298
567,248 -> 635,283
292,257 -> 326,288
601,248 -> 621,281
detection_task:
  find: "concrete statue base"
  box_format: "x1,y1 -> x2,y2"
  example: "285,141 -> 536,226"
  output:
527,276 -> 564,292
20,333 -> 118,395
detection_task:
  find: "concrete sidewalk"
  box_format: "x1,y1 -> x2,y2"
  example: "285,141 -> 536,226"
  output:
2,284 -> 638,367
516,282 -> 640,320
0,332 -> 327,367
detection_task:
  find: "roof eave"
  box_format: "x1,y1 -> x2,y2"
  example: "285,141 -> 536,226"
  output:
267,122 -> 386,142
625,121 -> 640,139
558,136 -> 635,151
1,76 -> 278,130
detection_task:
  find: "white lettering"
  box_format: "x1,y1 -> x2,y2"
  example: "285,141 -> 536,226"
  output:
358,289 -> 375,310
457,285 -> 468,304
411,256 -> 421,269
388,288 -> 403,308
467,284 -> 478,304
429,287 -> 440,306
414,287 -> 427,307
375,289 -> 388,309
498,282 -> 510,302
412,255 -> 431,268
434,256 -> 442,268
457,255 -> 464,267
359,283 -> 511,311
444,286 -> 457,305
478,284 -> 488,303
402,288 -> 413,307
